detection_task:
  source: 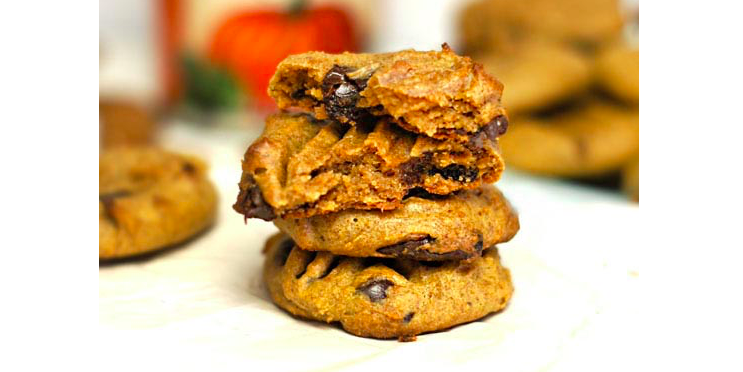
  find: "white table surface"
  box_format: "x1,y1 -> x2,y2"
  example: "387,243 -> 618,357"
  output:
99,120 -> 640,371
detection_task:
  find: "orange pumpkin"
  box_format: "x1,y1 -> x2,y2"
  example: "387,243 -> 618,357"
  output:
208,1 -> 358,108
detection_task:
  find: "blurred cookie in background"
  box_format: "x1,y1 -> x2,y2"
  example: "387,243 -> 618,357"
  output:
99,100 -> 157,149
459,0 -> 624,55
500,100 -> 638,178
99,147 -> 217,260
594,44 -> 639,104
479,41 -> 591,114
622,157 -> 639,202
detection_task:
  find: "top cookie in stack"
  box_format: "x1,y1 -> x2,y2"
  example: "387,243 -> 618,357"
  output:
234,44 -> 510,221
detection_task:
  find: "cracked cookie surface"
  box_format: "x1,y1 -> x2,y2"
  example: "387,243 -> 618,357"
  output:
263,233 -> 513,339
99,147 -> 217,259
233,113 -> 505,220
268,44 -> 507,141
274,185 -> 519,261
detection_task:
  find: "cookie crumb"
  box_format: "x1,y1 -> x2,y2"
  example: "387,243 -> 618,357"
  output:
398,335 -> 417,342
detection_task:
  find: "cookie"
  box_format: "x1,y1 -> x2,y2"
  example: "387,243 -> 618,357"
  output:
268,44 -> 507,140
274,185 -> 519,261
100,147 -> 218,259
500,101 -> 639,177
594,44 -> 639,104
263,234 -> 513,339
233,113 -> 505,220
622,157 -> 639,202
479,42 -> 591,114
100,100 -> 156,149
459,0 -> 624,55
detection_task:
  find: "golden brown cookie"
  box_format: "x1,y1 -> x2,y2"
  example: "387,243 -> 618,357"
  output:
459,0 -> 624,55
268,44 -> 507,140
479,42 -> 591,114
233,113 -> 505,220
99,100 -> 156,149
500,101 -> 639,177
274,185 -> 519,261
594,44 -> 639,104
622,157 -> 639,202
263,233 -> 513,339
99,147 -> 218,259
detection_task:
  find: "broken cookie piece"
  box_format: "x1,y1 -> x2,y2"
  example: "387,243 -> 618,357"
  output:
233,113 -> 505,220
268,44 -> 508,141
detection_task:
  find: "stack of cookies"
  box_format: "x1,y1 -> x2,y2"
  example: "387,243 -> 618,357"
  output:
233,45 -> 520,340
459,0 -> 639,200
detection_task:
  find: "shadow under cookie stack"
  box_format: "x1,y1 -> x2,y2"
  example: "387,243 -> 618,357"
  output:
233,45 -> 520,340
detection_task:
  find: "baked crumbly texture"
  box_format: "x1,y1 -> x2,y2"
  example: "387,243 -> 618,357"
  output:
500,101 -> 638,177
268,44 -> 508,140
478,41 -> 592,114
233,113 -> 505,220
594,44 -> 639,104
263,234 -> 513,340
274,185 -> 519,261
99,147 -> 217,259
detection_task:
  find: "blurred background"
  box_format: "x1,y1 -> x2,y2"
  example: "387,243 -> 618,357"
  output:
100,0 -> 639,200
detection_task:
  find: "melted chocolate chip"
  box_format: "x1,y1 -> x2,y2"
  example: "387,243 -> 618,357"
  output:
182,162 -> 196,175
99,190 -> 132,226
357,279 -> 394,302
401,154 -> 479,185
321,65 -> 372,123
233,176 -> 277,221
376,236 -> 473,261
435,164 -> 479,182
403,312 -> 415,323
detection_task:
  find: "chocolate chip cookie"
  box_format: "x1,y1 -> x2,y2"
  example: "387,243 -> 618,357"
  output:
263,233 -> 514,339
500,100 -> 639,177
100,147 -> 217,259
273,185 -> 519,261
233,113 -> 505,220
100,100 -> 156,149
478,42 -> 591,114
594,44 -> 639,104
459,0 -> 624,55
268,44 -> 507,140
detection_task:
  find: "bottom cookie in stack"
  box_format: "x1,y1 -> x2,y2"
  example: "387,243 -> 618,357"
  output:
261,184 -> 519,340
263,233 -> 513,340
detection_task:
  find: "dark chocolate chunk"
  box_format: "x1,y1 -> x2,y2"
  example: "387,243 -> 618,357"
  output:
400,157 -> 426,185
494,115 -> 509,136
403,312 -> 415,323
434,164 -> 479,182
376,236 -> 473,261
357,279 -> 394,302
182,162 -> 196,175
233,176 -> 277,221
99,190 -> 132,227
321,65 -> 372,123
401,154 -> 479,185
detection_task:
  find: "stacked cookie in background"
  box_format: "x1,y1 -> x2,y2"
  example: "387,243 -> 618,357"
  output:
233,45 -> 520,340
460,0 -> 639,201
